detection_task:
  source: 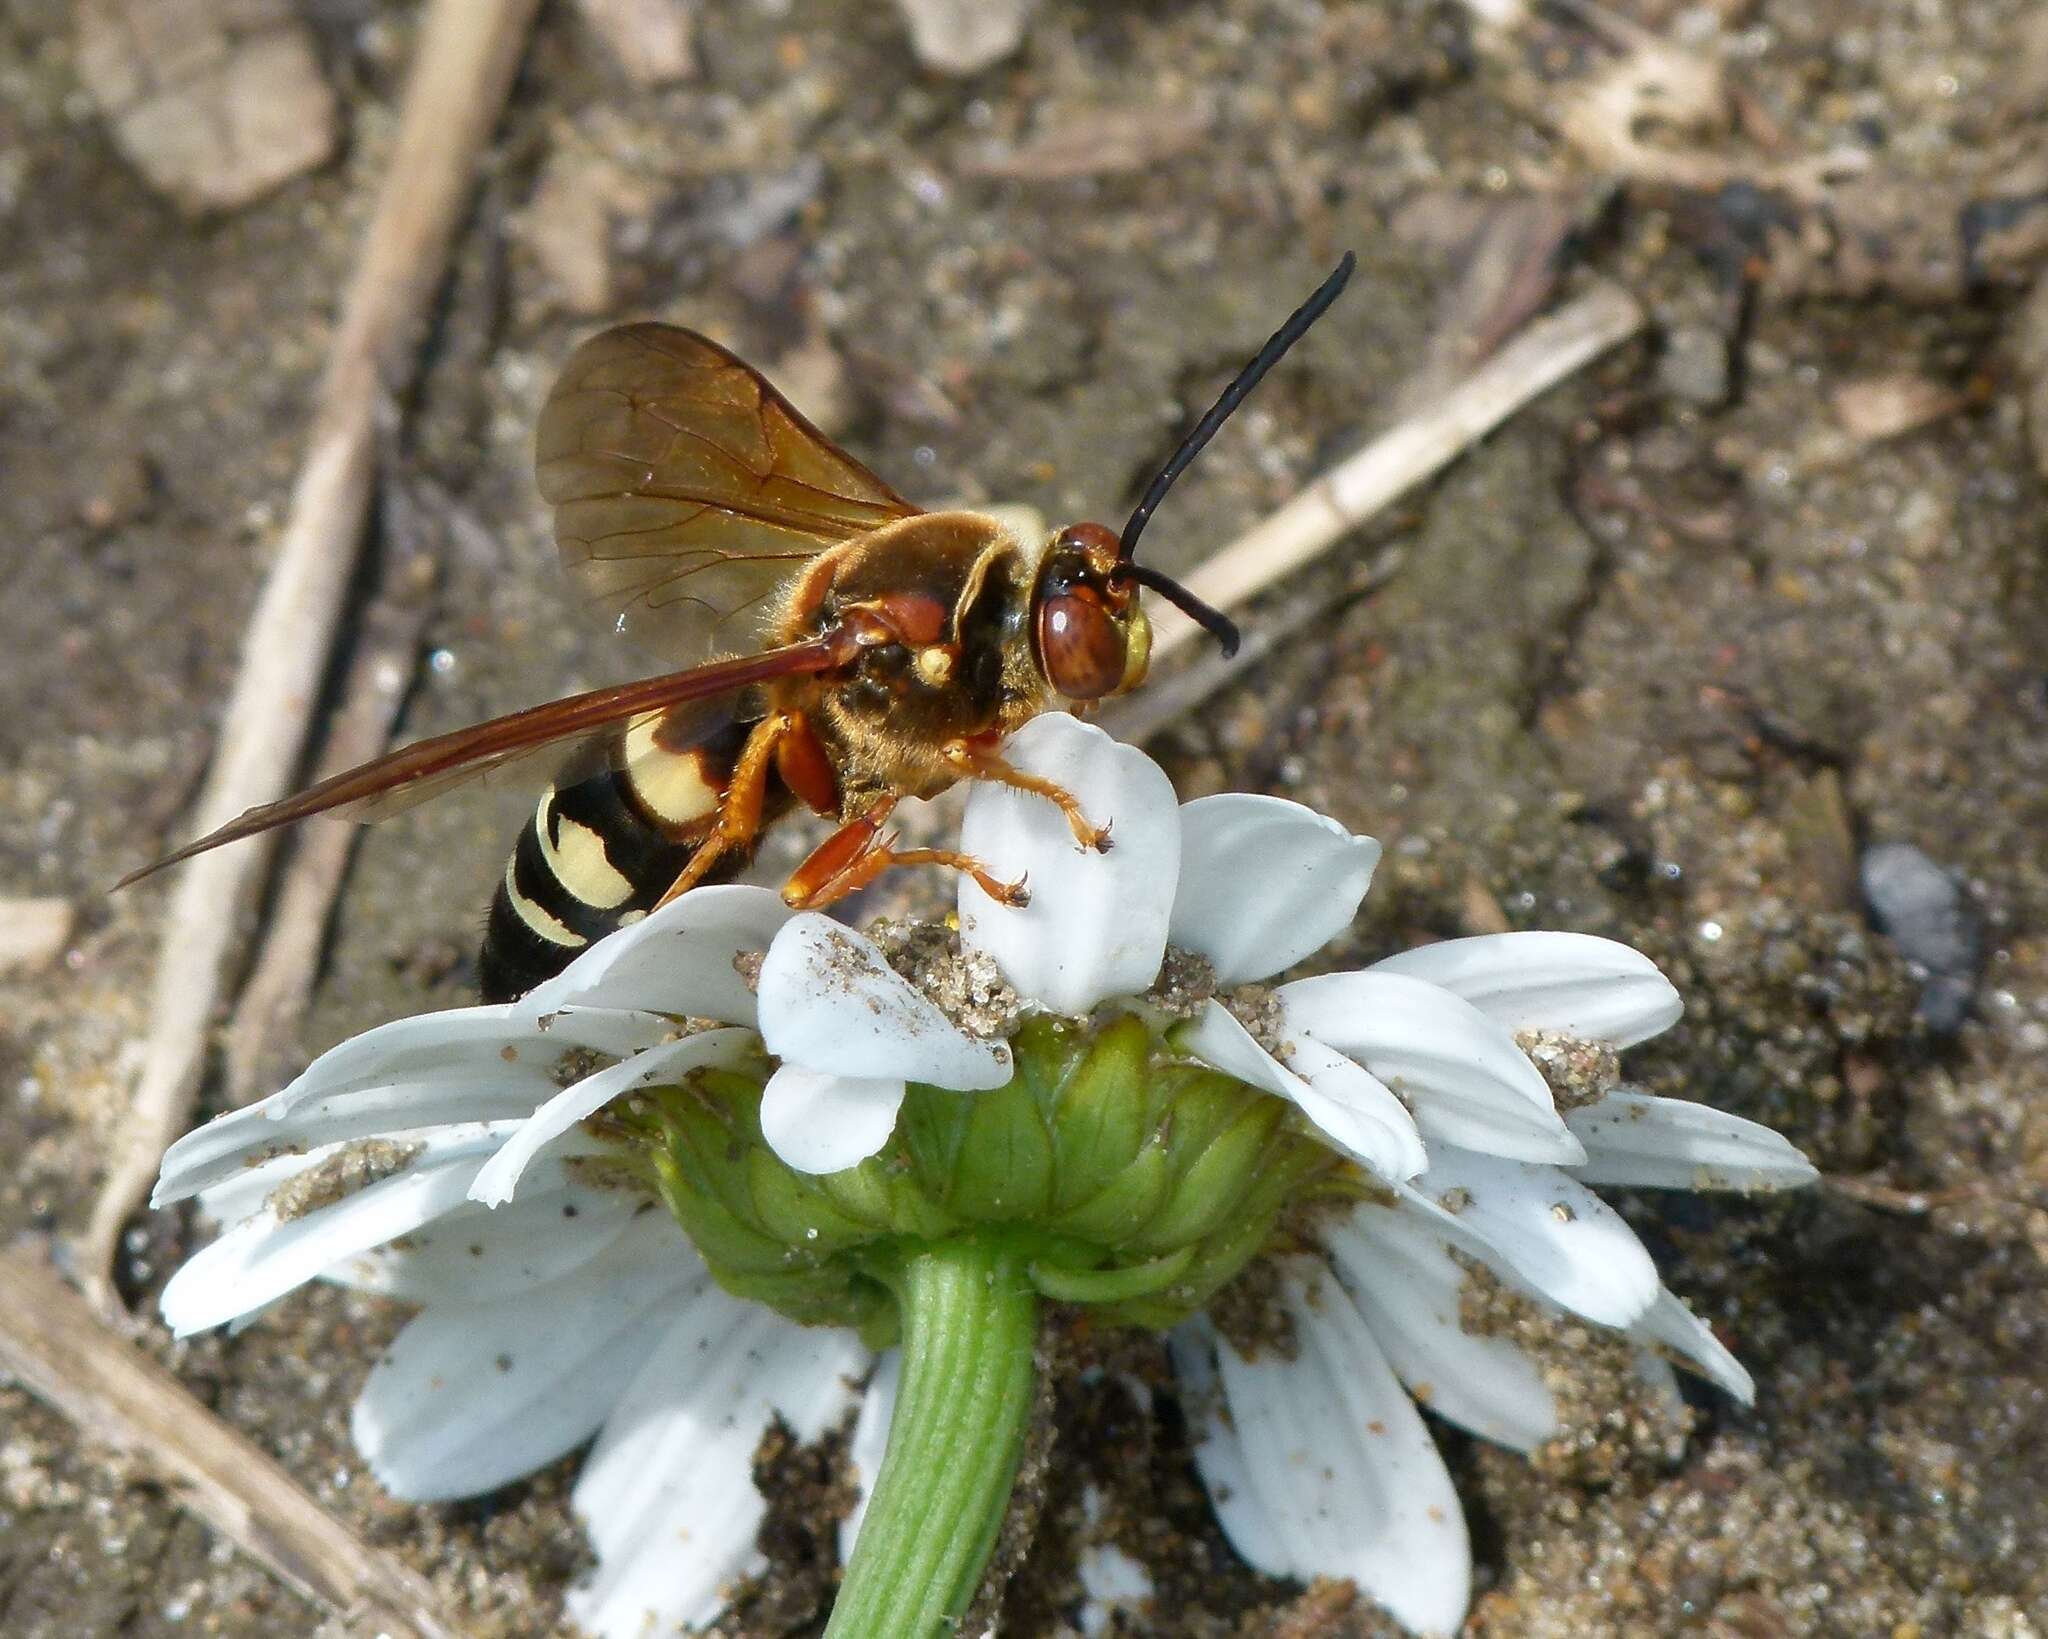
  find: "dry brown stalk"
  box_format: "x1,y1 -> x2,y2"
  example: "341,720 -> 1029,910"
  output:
0,1244 -> 463,1638
80,0 -> 543,1308
1142,279 -> 1644,664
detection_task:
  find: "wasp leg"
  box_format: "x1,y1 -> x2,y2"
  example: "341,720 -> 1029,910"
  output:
655,713 -> 791,907
784,801 -> 1028,910
940,739 -> 1112,851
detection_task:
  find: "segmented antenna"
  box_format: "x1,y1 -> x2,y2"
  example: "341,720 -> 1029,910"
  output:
1117,252 -> 1355,566
1118,562 -> 1244,656
1111,252 -> 1356,659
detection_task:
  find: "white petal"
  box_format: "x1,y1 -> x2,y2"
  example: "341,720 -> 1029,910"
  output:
1631,1287 -> 1755,1405
1179,1263 -> 1470,1636
1371,931 -> 1683,1048
153,1005 -> 662,1206
160,1126 -> 598,1336
1165,1322 -> 1293,1574
760,1065 -> 906,1175
351,1214 -> 701,1501
275,1003 -> 666,1109
1566,1089 -> 1819,1192
837,1349 -> 901,1563
1407,1149 -> 1660,1328
759,914 -> 1010,1089
568,1286 -> 866,1637
470,1028 -> 759,1207
1278,971 -> 1584,1164
1170,794 -> 1380,984
520,884 -> 793,1027
1322,1205 -> 1558,1452
1178,1002 -> 1424,1181
326,1182 -> 643,1304
958,714 -> 1179,1014
1281,1036 -> 1430,1182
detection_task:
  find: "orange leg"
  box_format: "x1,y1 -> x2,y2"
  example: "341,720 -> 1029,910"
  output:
783,798 -> 1029,910
655,713 -> 791,907
940,739 -> 1112,851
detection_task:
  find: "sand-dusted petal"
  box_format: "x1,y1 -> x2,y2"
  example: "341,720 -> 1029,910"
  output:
1567,1089 -> 1819,1191
760,914 -> 1010,1089
567,1285 -> 866,1636
1279,971 -> 1584,1164
352,1214 -> 702,1501
1324,1204 -> 1558,1452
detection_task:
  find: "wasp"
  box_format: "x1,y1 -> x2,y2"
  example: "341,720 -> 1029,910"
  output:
121,256 -> 1353,1000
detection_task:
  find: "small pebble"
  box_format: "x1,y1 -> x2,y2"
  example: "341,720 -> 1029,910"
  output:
1658,323 -> 1731,407
1859,841 -> 1979,1032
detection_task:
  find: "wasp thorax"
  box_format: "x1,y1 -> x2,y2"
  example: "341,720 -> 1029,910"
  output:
606,1010 -> 1346,1346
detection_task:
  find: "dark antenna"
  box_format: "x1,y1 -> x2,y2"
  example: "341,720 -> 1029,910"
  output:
1110,252 -> 1355,659
1118,562 -> 1244,656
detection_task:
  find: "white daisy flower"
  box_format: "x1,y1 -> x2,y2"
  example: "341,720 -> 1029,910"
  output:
154,712 -> 1815,1638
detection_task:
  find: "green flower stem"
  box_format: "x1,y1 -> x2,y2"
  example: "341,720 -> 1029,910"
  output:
826,1233 -> 1039,1639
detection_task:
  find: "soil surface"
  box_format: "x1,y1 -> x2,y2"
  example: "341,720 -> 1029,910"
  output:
4,1 -> 2047,1635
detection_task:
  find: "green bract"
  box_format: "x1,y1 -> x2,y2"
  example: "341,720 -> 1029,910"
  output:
607,1011 -> 1351,1345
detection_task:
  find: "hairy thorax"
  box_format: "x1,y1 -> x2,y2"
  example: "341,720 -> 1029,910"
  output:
772,511 -> 1056,808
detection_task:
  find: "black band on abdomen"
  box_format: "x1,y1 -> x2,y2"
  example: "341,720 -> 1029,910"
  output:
475,718 -> 774,1002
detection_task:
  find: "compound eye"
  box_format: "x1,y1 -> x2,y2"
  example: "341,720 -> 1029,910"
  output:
1038,589 -> 1126,700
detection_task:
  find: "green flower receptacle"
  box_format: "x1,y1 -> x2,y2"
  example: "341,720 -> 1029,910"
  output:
613,1010 -> 1347,1340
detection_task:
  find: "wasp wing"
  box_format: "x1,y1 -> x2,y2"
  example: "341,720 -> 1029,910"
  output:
114,639 -> 843,889
335,691 -> 742,828
538,323 -> 920,664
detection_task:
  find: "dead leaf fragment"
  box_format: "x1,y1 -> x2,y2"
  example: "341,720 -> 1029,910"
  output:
958,103 -> 1213,181
74,0 -> 338,214
1831,373 -> 1963,444
892,0 -> 1035,75
571,0 -> 696,87
515,149 -> 621,315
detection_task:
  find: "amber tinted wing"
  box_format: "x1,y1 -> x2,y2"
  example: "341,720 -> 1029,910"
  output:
114,640 -> 842,888
537,323 -> 920,664
335,690 -> 742,828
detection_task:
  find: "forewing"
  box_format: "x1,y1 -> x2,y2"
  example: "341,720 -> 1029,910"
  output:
537,323 -> 920,663
338,692 -> 739,826
115,641 -> 842,888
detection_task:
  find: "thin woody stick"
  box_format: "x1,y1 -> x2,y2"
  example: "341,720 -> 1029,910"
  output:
80,0 -> 543,1307
220,477 -> 441,1107
1141,279 -> 1645,663
0,1244 -> 462,1639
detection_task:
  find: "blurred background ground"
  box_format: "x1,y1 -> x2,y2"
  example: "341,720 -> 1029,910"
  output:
2,0 -> 2046,1633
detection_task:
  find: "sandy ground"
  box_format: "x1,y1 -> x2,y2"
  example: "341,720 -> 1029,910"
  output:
3,0 -> 2046,1634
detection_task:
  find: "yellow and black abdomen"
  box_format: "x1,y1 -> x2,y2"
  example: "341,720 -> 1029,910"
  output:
479,713 -> 765,1001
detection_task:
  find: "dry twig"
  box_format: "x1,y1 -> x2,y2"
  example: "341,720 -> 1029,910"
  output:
220,477 -> 443,1107
1141,280 -> 1644,663
0,1243 -> 462,1638
80,0 -> 542,1308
